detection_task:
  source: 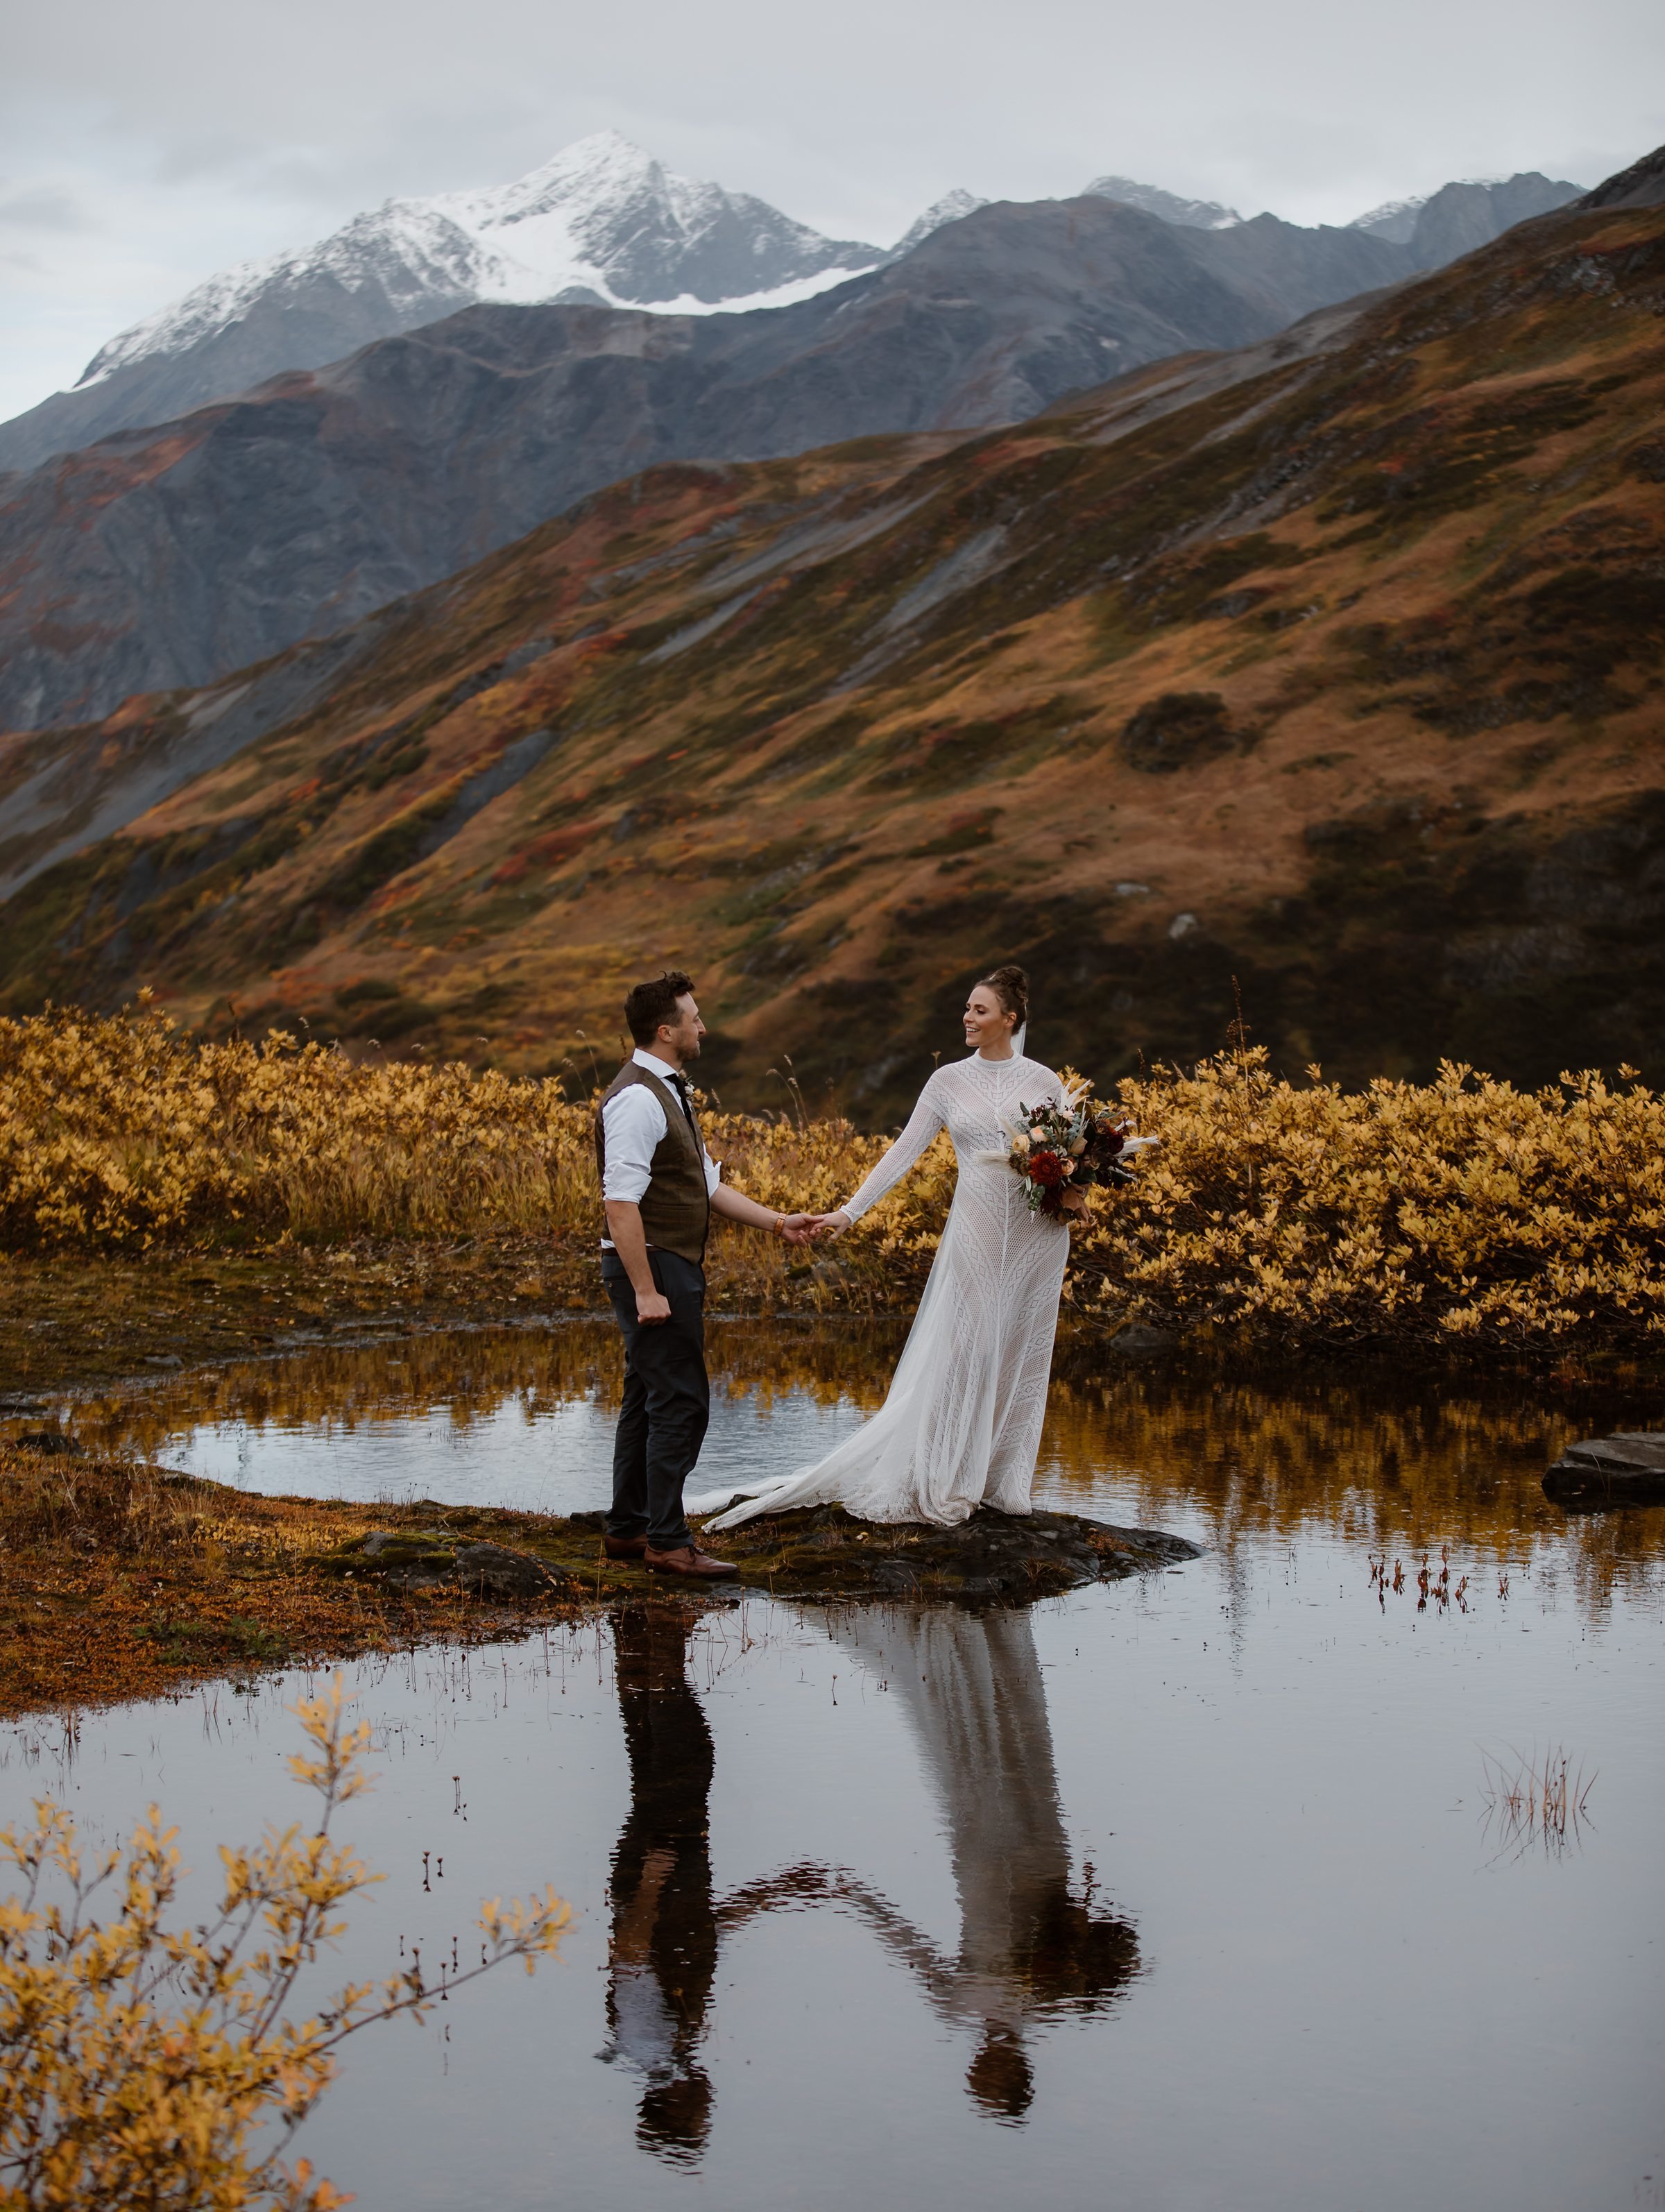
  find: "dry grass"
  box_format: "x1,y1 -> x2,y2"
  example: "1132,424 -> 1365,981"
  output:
0,1439 -> 579,1720
1479,1744 -> 1597,1860
3,1006 -> 1664,1352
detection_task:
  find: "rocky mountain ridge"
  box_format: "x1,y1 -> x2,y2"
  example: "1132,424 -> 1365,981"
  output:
0,150 -> 1583,478
0,189 -> 1460,732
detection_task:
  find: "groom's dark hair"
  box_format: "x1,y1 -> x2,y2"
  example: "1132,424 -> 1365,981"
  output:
624,970 -> 696,1047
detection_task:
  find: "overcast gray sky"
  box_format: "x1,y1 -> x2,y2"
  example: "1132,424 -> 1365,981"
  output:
3,0 -> 1660,422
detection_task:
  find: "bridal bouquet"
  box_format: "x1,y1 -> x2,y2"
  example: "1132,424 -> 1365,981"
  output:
997,1084 -> 1157,1220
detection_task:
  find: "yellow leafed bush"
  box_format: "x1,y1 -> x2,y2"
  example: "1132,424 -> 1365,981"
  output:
1,1006 -> 1662,1350
0,1678 -> 567,2211
1072,1052 -> 1665,1348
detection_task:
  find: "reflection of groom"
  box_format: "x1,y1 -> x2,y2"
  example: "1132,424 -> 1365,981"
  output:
601,1604 -> 718,2163
595,971 -> 816,1579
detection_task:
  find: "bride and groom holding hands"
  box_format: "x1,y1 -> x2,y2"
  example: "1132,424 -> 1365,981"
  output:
597,962 -> 1075,1579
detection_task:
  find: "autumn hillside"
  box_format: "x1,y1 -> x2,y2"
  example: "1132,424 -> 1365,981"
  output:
1,179 -> 1662,1122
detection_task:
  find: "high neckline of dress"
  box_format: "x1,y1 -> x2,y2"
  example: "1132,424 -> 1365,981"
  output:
962,1050 -> 1032,1080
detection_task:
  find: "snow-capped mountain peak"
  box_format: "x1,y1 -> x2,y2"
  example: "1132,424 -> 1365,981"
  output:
450,128 -> 656,226
74,134 -> 886,391
889,189 -> 990,257
1082,176 -> 1244,229
1347,171 -> 1585,253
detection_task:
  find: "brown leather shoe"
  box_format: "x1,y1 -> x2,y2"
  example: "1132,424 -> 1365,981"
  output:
643,1542 -> 737,1579
603,1532 -> 649,1560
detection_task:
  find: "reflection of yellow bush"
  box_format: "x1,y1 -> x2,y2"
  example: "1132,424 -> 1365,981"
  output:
2,1007 -> 1662,1349
0,1678 -> 567,2211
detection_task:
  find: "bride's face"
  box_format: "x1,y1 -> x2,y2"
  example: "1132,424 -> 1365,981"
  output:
964,987 -> 1016,1054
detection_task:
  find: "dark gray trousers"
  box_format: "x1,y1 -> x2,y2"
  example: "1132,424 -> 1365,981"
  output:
603,1248 -> 709,1551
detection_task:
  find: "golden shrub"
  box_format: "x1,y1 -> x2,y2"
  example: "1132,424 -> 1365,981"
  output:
1073,1050 -> 1665,1348
0,1678 -> 567,2211
1,1007 -> 1662,1348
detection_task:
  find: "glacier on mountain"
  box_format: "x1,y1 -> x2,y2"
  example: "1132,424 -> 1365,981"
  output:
77,132 -> 888,389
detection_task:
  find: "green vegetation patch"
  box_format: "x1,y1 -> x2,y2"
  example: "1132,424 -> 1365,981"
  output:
908,808 -> 1002,857
138,1615 -> 289,1665
869,695 -> 1084,792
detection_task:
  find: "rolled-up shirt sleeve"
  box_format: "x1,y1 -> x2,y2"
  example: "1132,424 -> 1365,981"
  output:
601,1085 -> 667,1205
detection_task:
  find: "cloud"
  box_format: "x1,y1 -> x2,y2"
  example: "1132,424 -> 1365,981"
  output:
0,184 -> 96,231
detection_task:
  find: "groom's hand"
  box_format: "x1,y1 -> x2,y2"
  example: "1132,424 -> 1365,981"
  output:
635,1288 -> 673,1325
778,1213 -> 817,1246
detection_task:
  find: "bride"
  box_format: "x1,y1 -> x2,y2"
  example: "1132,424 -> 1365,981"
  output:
696,966 -> 1075,1531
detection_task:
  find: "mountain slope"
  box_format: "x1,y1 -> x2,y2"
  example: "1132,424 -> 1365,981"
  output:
1,167 -> 1660,1118
0,133 -> 885,475
0,196 -> 1419,732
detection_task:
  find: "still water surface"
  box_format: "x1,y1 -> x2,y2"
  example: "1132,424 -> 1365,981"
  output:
3,1325 -> 1662,2210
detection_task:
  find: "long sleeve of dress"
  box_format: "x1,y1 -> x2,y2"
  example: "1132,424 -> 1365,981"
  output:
839,1072 -> 947,1224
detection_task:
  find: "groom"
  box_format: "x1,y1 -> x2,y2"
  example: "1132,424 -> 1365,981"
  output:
596,971 -> 816,1579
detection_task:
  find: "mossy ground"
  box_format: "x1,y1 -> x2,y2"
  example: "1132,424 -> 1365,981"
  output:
0,1438 -> 1195,1721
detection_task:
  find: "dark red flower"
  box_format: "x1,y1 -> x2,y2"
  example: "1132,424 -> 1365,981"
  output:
1027,1148 -> 1066,1189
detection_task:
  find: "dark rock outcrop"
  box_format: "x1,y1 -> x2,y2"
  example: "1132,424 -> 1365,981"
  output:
1543,1433 -> 1665,1508
314,1504 -> 1198,1603
678,1502 -> 1202,1599
324,1526 -> 570,1596
1578,144 -> 1665,212
1109,1324 -> 1177,1357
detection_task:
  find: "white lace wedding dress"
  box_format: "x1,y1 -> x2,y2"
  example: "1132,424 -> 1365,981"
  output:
697,1050 -> 1070,1530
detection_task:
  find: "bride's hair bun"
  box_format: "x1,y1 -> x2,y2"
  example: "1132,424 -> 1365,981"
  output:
977,964 -> 1030,1030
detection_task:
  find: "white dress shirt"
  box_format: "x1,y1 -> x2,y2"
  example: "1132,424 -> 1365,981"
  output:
599,1048 -> 723,1248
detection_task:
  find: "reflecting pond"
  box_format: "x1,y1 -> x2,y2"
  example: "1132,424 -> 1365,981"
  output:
2,1325 -> 1663,2209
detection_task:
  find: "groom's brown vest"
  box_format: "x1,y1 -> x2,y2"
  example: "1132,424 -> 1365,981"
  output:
594,1062 -> 710,1266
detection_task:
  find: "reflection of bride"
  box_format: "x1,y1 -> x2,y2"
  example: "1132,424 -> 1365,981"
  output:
811,1603 -> 1139,2118
697,965 -> 1075,1531
599,1601 -> 1138,2151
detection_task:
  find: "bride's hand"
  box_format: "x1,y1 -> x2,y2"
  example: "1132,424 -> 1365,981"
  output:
811,1210 -> 853,1240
